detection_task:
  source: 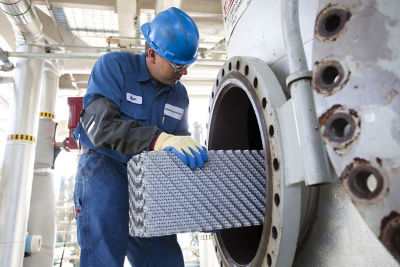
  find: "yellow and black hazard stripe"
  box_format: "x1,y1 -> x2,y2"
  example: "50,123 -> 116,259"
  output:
7,134 -> 35,142
40,112 -> 55,119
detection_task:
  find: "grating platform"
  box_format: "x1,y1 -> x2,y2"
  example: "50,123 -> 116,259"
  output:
127,150 -> 266,237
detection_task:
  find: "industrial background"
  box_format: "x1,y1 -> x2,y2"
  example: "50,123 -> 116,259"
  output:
0,0 -> 399,266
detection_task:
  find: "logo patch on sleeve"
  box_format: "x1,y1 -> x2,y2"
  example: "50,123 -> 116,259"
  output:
164,103 -> 184,120
126,93 -> 142,104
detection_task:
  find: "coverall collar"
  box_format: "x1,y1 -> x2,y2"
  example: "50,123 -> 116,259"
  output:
138,53 -> 173,92
138,53 -> 152,82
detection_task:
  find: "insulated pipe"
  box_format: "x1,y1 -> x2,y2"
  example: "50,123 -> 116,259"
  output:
44,0 -> 64,44
8,51 -> 100,61
0,0 -> 44,266
0,0 -> 42,45
28,43 -> 145,52
0,76 -> 13,84
24,61 -> 59,267
198,233 -> 219,267
7,51 -> 227,66
281,0 -> 333,185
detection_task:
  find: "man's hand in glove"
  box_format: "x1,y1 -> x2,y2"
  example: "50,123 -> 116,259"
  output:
153,133 -> 208,170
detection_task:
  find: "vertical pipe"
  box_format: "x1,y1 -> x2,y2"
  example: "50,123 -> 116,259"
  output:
0,44 -> 44,267
199,233 -> 219,267
281,0 -> 308,73
281,0 -> 333,185
0,0 -> 44,266
24,61 -> 59,267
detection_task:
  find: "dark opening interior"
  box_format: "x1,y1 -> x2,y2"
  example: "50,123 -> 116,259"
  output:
208,87 -> 264,265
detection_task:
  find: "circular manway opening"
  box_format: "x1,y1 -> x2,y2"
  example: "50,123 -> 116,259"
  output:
208,86 -> 265,265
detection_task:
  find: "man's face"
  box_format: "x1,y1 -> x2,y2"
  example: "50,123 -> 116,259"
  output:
147,49 -> 188,85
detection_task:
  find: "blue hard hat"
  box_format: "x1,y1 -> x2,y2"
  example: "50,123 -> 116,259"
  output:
141,7 -> 199,65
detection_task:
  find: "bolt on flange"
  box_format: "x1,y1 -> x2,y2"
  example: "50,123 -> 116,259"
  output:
315,5 -> 351,41
318,105 -> 360,155
340,158 -> 385,200
313,59 -> 349,96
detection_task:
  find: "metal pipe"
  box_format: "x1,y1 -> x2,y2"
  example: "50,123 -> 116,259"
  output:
24,61 -> 59,267
0,0 -> 43,45
281,0 -> 333,185
0,0 -> 45,266
107,35 -> 222,45
199,233 -> 219,266
44,0 -> 64,45
28,43 -> 145,51
0,45 -> 44,267
7,51 -> 227,65
54,242 -> 78,248
0,76 -> 13,84
281,0 -> 307,73
199,38 -> 226,58
8,51 -> 100,60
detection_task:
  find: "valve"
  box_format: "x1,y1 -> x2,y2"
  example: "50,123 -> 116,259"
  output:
0,47 -> 14,72
59,97 -> 83,151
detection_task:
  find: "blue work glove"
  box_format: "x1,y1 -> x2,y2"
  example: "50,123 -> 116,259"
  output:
153,132 -> 208,170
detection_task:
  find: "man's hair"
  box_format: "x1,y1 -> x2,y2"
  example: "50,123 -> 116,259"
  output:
145,42 -> 149,56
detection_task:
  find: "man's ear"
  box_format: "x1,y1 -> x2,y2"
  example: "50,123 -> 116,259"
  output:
148,48 -> 156,64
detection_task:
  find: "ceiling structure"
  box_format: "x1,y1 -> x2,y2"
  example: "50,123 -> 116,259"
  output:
1,0 -> 227,93
0,0 -> 227,139
36,0 -> 226,93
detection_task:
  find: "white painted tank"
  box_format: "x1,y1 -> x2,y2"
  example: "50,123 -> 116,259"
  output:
206,0 -> 400,266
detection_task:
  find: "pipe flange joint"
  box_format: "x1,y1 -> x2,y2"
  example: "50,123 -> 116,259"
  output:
286,70 -> 313,87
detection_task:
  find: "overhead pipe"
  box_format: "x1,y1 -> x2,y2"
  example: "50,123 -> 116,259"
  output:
0,76 -> 14,84
199,38 -> 226,59
281,0 -> 333,185
24,60 -> 59,267
7,51 -> 100,60
107,35 -> 222,45
44,0 -> 64,45
6,51 -> 227,66
28,43 -> 145,52
0,0 -> 45,266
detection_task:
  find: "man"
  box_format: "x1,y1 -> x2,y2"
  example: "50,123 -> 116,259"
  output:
73,7 -> 208,266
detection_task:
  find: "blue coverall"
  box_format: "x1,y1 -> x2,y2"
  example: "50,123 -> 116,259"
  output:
74,52 -> 189,266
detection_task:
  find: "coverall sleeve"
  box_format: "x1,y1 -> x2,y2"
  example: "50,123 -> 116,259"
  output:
81,97 -> 161,154
84,54 -> 124,107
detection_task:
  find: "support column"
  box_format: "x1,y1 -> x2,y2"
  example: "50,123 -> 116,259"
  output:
24,60 -> 59,267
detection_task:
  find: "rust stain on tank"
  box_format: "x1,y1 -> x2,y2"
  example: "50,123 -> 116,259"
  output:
379,211 -> 400,263
318,104 -> 342,127
313,60 -> 350,96
349,109 -> 361,127
319,105 -> 360,154
315,4 -> 352,42
340,158 -> 385,201
383,88 -> 399,105
376,157 -> 382,167
339,157 -> 368,182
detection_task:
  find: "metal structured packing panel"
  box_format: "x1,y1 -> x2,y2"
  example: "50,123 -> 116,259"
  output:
127,150 -> 266,237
